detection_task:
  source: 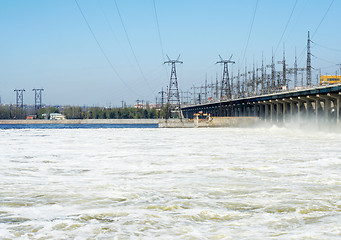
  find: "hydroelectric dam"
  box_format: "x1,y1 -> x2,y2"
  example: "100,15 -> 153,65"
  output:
181,84 -> 341,126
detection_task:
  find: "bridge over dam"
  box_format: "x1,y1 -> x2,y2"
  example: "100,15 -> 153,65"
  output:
181,84 -> 341,126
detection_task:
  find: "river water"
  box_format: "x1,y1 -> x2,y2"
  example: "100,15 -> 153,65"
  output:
0,126 -> 340,239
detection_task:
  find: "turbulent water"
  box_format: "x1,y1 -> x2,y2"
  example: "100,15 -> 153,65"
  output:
0,126 -> 341,239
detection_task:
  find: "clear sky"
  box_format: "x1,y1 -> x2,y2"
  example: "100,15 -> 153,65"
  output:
1,0 -> 340,106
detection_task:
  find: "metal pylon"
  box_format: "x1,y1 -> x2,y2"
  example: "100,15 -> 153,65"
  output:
32,88 -> 44,110
14,89 -> 25,108
164,55 -> 183,119
216,55 -> 235,100
306,31 -> 312,86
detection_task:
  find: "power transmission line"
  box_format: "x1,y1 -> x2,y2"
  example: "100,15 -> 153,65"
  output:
97,0 -> 121,46
312,0 -> 335,39
313,54 -> 338,65
274,0 -> 298,55
74,0 -> 140,96
312,41 -> 341,53
113,0 -> 154,93
241,0 -> 259,64
152,0 -> 165,62
298,0 -> 335,66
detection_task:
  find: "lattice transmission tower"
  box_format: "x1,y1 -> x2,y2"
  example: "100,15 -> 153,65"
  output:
14,89 -> 25,108
216,55 -> 235,100
164,55 -> 183,119
32,88 -> 44,110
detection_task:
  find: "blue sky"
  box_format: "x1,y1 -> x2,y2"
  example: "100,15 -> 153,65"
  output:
1,0 -> 340,106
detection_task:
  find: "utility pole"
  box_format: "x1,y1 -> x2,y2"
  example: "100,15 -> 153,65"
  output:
204,75 -> 208,104
208,79 -> 214,100
337,64 -> 341,76
252,62 -> 256,95
191,85 -> 201,105
240,66 -> 247,97
216,55 -> 235,100
199,86 -> 203,104
32,88 -> 44,111
215,75 -> 219,100
261,55 -> 265,95
158,87 -> 166,108
306,31 -> 312,86
230,69 -> 234,99
277,48 -> 287,90
14,89 -> 25,108
236,69 -> 241,98
164,55 -> 183,119
191,85 -> 196,105
294,50 -> 298,88
265,52 -> 276,93
271,52 -> 276,91
182,91 -> 191,105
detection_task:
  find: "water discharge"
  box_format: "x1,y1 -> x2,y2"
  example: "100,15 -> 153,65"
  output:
0,126 -> 340,239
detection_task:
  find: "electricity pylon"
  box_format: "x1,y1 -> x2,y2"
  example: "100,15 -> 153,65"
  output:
32,88 -> 44,110
164,55 -> 183,119
216,55 -> 235,100
14,89 -> 25,108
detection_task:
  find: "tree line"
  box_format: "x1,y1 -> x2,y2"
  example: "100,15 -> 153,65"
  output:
0,105 -> 169,120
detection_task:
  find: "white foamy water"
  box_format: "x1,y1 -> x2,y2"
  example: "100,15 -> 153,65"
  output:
0,127 -> 341,239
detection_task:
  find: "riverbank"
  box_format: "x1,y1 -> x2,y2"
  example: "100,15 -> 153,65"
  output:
0,117 -> 260,128
0,119 -> 159,125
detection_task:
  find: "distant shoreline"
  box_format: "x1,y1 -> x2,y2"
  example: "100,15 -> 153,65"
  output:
0,117 -> 260,128
0,119 -> 159,125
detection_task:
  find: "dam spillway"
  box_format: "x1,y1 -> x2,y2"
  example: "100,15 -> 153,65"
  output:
182,84 -> 341,126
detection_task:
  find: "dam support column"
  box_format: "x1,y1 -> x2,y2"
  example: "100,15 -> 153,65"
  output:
325,99 -> 331,123
238,104 -> 242,117
283,102 -> 286,123
290,101 -> 294,123
276,99 -> 286,123
318,95 -> 331,123
276,102 -> 282,123
253,103 -> 257,117
258,101 -> 264,120
299,97 -> 311,121
242,104 -> 246,117
282,99 -> 291,123
290,98 -> 301,124
264,102 -> 269,122
328,93 -> 341,125
270,101 -> 275,123
307,95 -> 320,124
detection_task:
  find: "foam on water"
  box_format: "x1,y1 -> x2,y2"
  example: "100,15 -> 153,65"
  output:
0,127 -> 341,239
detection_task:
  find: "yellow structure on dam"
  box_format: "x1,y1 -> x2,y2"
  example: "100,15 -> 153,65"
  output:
320,75 -> 341,85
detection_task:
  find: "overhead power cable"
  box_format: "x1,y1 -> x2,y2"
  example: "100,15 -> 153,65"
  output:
312,41 -> 341,53
74,0 -> 140,96
241,0 -> 259,65
312,0 -> 335,39
298,0 -> 335,66
274,0 -> 298,55
313,54 -> 337,65
113,0 -> 155,93
97,0 -> 120,44
152,0 -> 165,62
